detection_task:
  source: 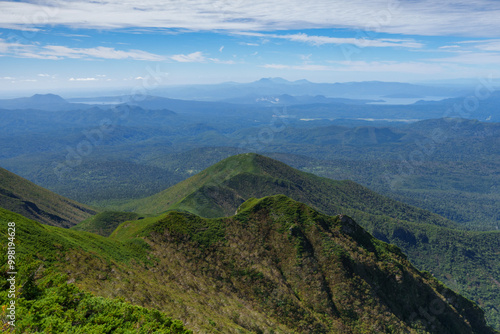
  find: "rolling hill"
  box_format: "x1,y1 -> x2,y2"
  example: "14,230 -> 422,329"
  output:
0,207 -> 192,333
119,153 -> 458,227
1,195 -> 497,333
117,153 -> 500,328
0,166 -> 96,228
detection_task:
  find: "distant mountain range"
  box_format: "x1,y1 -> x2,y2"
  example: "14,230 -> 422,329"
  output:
0,78 -> 469,111
0,93 -> 94,111
2,79 -> 499,124
151,77 -> 467,101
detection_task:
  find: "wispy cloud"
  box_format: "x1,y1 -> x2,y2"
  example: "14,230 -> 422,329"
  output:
236,32 -> 423,48
459,39 -> 500,52
170,51 -> 206,63
427,52 -> 500,65
262,63 -> 334,71
41,45 -> 166,60
69,77 -> 98,81
0,39 -> 166,61
170,51 -> 234,64
1,0 -> 500,37
328,60 -> 446,74
263,60 -> 447,74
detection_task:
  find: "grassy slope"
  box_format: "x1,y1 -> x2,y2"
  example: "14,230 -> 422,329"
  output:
117,152 -> 260,214
0,166 -> 96,228
113,195 -> 497,333
2,197 -> 498,333
72,211 -> 143,237
119,153 -> 457,227
0,207 -> 191,333
118,153 -> 500,329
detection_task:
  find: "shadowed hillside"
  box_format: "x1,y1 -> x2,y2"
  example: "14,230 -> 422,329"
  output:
0,166 -> 96,228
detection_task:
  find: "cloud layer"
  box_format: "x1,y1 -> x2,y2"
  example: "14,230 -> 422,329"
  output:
1,0 -> 500,37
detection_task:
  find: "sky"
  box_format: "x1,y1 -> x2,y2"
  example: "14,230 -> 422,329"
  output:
1,0 -> 500,96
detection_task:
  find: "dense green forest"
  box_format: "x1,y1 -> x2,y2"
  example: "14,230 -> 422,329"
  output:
1,106 -> 498,231
1,196 -> 497,333
107,153 -> 500,328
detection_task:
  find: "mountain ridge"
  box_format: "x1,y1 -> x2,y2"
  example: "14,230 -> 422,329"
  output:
0,166 -> 96,227
1,155 -> 499,331
115,153 -> 500,328
119,153 -> 458,228
108,195 -> 496,333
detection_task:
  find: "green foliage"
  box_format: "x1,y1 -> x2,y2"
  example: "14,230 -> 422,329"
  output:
0,208 -> 149,266
72,211 -> 142,237
0,261 -> 192,333
140,211 -> 226,247
112,153 -> 500,330
0,166 -> 96,228
1,195 -> 499,333
111,195 -> 500,333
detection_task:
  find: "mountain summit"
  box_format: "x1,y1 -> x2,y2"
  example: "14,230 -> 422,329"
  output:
28,93 -> 68,104
108,195 -> 496,333
120,153 -> 455,228
117,153 -> 500,328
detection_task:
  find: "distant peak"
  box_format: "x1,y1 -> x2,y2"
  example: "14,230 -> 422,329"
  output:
29,94 -> 67,103
256,77 -> 291,84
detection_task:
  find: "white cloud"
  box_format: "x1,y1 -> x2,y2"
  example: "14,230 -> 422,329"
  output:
38,73 -> 51,77
69,77 -> 98,81
263,60 -> 447,74
329,60 -> 446,74
427,52 -> 500,65
219,46 -> 224,52
41,45 -> 165,60
262,63 -> 334,71
0,39 -> 166,61
170,51 -> 206,62
439,45 -> 461,50
262,64 -> 290,70
1,1 -> 500,37
169,51 -> 234,64
299,54 -> 312,61
235,32 -> 423,49
463,39 -> 500,52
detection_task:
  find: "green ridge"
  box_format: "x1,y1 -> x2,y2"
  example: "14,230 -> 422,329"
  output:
117,153 -> 500,329
72,211 -> 143,237
0,166 -> 96,228
2,196 -> 498,333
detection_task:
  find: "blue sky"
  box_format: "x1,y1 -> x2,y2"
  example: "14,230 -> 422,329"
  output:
1,0 -> 500,96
